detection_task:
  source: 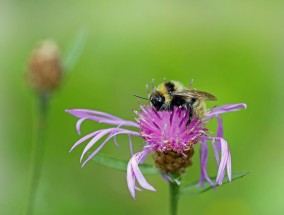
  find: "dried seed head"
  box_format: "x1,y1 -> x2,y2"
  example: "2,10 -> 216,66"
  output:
27,40 -> 62,93
153,145 -> 195,174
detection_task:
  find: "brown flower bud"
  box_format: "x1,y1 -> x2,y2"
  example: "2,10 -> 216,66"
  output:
153,145 -> 195,174
27,40 -> 62,93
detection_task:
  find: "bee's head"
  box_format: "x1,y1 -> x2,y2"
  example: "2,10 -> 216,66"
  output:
150,91 -> 165,111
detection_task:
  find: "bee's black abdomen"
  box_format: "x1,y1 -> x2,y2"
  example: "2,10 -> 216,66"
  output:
171,95 -> 187,108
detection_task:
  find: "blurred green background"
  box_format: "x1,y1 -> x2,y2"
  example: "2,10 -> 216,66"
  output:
1,0 -> 284,214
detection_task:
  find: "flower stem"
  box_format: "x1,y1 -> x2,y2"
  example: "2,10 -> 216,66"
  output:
169,178 -> 180,215
24,94 -> 49,215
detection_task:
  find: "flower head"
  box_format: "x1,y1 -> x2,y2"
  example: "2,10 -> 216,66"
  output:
66,99 -> 246,199
137,106 -> 205,153
27,39 -> 62,93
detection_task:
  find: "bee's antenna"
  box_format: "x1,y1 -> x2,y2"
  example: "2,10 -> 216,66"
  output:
151,79 -> 155,90
133,95 -> 150,100
145,84 -> 150,95
189,79 -> 194,90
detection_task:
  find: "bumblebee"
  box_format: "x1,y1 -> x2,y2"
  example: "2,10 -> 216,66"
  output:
149,80 -> 217,125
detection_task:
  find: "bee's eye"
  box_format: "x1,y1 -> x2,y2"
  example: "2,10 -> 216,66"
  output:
150,94 -> 164,110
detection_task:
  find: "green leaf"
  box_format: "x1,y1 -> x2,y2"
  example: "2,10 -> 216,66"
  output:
90,153 -> 160,175
180,171 -> 249,196
62,28 -> 88,72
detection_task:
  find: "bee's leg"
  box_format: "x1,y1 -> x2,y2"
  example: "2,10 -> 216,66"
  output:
186,98 -> 196,126
186,108 -> 193,126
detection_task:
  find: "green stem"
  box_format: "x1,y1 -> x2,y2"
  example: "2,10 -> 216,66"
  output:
24,94 -> 49,215
169,180 -> 180,215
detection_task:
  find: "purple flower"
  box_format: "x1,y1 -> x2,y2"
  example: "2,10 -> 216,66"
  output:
66,103 -> 246,199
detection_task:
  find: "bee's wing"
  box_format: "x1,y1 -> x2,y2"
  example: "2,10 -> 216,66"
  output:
173,89 -> 217,101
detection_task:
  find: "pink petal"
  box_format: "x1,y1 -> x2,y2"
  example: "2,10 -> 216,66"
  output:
216,138 -> 229,184
199,137 -> 215,187
131,152 -> 156,191
127,161 -> 136,199
66,109 -> 122,120
205,103 -> 247,118
227,150 -> 232,182
70,130 -> 103,152
81,130 -> 140,166
126,149 -> 156,199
